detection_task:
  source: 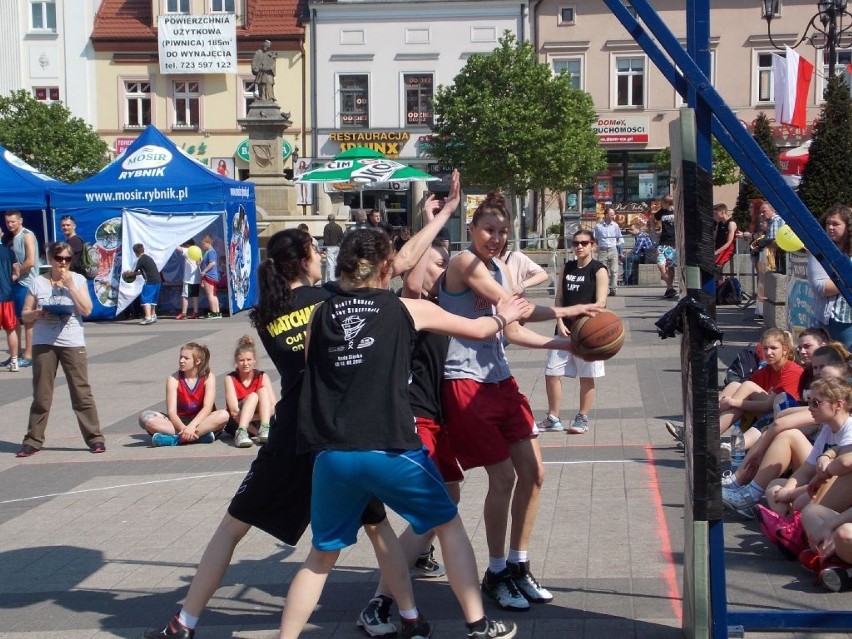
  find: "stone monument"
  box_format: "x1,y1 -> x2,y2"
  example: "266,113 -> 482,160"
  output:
237,40 -> 295,223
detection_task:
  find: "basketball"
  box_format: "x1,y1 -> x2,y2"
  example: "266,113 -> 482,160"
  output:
122,272 -> 137,284
571,309 -> 625,361
187,245 -> 203,262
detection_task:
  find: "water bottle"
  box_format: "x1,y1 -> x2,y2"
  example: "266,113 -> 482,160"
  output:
731,422 -> 746,469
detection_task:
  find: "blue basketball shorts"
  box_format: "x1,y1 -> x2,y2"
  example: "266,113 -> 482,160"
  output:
140,282 -> 161,305
310,448 -> 457,551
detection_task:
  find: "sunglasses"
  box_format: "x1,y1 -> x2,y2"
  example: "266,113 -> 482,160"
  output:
53,255 -> 72,263
572,240 -> 592,247
808,398 -> 829,408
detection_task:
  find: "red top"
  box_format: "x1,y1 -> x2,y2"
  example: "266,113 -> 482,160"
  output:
749,360 -> 805,400
227,370 -> 266,402
176,373 -> 206,418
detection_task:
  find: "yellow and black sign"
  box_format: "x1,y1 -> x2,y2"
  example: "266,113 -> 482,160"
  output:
329,131 -> 411,158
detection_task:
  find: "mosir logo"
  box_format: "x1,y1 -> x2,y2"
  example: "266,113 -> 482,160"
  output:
119,145 -> 172,180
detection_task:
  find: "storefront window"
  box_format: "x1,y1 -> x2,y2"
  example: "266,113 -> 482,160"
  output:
582,150 -> 670,215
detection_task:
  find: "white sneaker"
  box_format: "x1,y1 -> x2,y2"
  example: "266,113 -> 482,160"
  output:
481,568 -> 530,611
721,470 -> 740,488
257,423 -> 270,444
567,414 -> 589,435
537,415 -> 564,432
234,428 -> 253,448
8,359 -> 19,372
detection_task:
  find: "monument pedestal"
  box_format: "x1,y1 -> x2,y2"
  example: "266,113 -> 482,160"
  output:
238,101 -> 297,235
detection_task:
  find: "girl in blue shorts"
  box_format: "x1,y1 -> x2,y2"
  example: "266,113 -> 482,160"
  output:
278,228 -> 530,639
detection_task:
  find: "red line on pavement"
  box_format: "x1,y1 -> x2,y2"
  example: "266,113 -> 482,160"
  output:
644,444 -> 683,624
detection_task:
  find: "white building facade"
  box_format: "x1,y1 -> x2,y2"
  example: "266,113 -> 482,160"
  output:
0,0 -> 99,124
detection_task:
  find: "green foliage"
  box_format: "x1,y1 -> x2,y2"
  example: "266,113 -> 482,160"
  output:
798,75 -> 852,217
653,137 -> 739,186
734,112 -> 779,216
546,223 -> 562,236
0,89 -> 108,183
428,32 -> 605,196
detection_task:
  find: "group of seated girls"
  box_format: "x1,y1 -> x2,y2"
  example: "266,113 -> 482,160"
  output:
138,336 -> 275,448
715,326 -> 852,591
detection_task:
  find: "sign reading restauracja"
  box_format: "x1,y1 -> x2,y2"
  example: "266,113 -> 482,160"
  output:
158,13 -> 237,75
593,116 -> 650,144
329,132 -> 410,158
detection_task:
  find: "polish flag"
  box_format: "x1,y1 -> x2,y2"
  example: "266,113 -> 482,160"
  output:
773,46 -> 814,129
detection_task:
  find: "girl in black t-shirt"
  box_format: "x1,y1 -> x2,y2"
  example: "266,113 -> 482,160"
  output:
281,229 -> 527,639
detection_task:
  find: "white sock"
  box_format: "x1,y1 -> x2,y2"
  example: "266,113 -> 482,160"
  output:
507,549 -> 528,564
488,556 -> 507,573
178,610 -> 199,630
399,608 -> 418,621
748,481 -> 765,497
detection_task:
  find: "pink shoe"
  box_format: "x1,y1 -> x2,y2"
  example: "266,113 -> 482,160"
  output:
756,504 -> 784,544
776,511 -> 808,560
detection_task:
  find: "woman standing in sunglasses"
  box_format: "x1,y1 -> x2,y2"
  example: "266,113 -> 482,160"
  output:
16,241 -> 104,457
537,229 -> 609,435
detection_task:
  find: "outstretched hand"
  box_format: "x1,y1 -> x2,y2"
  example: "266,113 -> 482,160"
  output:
496,293 -> 532,326
564,303 -> 599,320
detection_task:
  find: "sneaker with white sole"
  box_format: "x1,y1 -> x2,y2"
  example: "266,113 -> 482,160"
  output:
508,561 -> 552,603
258,423 -> 270,444
356,595 -> 397,637
537,415 -> 564,432
152,433 -> 179,447
481,568 -> 530,611
8,359 -> 19,372
234,428 -> 253,448
721,470 -> 740,489
664,420 -> 684,443
412,545 -> 445,578
467,619 -> 518,639
399,615 -> 431,639
722,483 -> 761,518
566,414 -> 589,435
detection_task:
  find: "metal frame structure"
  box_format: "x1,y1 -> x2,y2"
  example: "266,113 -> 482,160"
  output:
599,0 -> 852,636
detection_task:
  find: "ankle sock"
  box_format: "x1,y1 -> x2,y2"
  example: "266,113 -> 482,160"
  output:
488,556 -> 507,573
748,481 -> 765,497
466,617 -> 488,633
399,608 -> 418,621
177,610 -> 198,630
507,549 -> 527,564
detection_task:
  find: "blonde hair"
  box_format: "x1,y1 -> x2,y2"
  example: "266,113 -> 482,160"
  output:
181,342 -> 211,379
810,377 -> 852,410
761,328 -> 796,362
234,334 -> 257,360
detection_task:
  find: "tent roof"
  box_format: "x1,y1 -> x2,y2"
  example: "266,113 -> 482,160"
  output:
0,146 -> 62,210
50,125 -> 254,210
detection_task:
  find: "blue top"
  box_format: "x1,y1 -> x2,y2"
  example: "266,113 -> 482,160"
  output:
201,247 -> 219,281
0,244 -> 17,302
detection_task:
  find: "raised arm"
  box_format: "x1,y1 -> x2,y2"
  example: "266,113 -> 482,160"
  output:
402,293 -> 529,340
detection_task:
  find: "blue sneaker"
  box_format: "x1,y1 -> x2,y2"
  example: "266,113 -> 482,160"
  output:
152,433 -> 180,447
0,357 -> 10,367
18,356 -> 32,368
536,415 -> 564,432
196,432 -> 216,444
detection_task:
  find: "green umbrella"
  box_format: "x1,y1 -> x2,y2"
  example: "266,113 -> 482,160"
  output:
333,146 -> 387,160
295,150 -> 438,185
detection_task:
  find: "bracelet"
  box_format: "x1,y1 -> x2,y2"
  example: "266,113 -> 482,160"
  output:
493,314 -> 506,330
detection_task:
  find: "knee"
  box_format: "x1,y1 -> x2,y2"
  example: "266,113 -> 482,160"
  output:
836,523 -> 852,547
138,410 -> 159,432
517,459 -> 545,490
487,465 -> 517,496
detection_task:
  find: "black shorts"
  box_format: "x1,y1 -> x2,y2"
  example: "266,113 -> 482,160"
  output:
227,445 -> 387,545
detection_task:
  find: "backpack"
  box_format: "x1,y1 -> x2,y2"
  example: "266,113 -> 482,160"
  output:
716,277 -> 742,306
79,242 -> 100,279
724,343 -> 764,386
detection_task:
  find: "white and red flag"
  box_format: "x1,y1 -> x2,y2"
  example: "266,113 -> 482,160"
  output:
772,46 -> 814,129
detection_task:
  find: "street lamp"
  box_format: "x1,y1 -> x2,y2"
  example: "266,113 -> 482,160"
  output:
762,0 -> 852,78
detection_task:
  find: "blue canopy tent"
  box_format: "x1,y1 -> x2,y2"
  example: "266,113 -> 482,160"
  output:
49,126 -> 258,320
0,145 -> 63,261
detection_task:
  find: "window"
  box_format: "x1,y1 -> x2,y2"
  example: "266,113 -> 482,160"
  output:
33,87 -> 59,102
756,51 -> 780,103
339,74 -> 369,128
615,56 -> 645,107
821,49 -> 852,97
404,74 -> 434,126
166,0 -> 189,13
173,81 -> 200,129
125,81 -> 151,128
242,78 -> 256,115
553,58 -> 582,90
31,1 -> 56,31
211,0 -> 235,11
558,7 -> 576,25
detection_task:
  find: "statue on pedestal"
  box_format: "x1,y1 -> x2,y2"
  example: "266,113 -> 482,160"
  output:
251,40 -> 277,103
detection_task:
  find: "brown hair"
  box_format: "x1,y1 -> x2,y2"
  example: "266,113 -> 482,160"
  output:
337,228 -> 394,287
470,191 -> 510,226
234,335 -> 257,361
821,204 -> 852,256
761,328 -> 796,362
181,342 -> 211,379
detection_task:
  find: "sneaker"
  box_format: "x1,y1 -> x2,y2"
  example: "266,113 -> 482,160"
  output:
820,563 -> 852,592
664,288 -> 678,299
8,359 -> 19,372
798,549 -> 823,574
187,313 -> 199,320
257,423 -> 270,444
15,444 -> 40,458
722,483 -> 761,518
18,356 -> 32,368
721,470 -> 739,489
468,619 -> 518,639
234,428 -> 253,448
89,442 -> 106,454
413,545 -> 445,578
508,561 -> 553,603
152,314 -> 158,323
756,504 -> 785,544
196,432 -> 216,444
175,313 -> 186,320
152,433 -> 180,447
399,615 -> 432,639
0,357 -> 10,367
664,420 -> 684,443
143,614 -> 195,639
139,317 -> 153,325
206,312 -> 222,320
566,414 -> 589,435
537,414 -> 564,433
356,595 -> 397,637
481,568 -> 530,611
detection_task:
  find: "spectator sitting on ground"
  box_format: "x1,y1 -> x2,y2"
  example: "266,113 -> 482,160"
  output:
138,342 -> 229,447
224,335 -> 275,448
